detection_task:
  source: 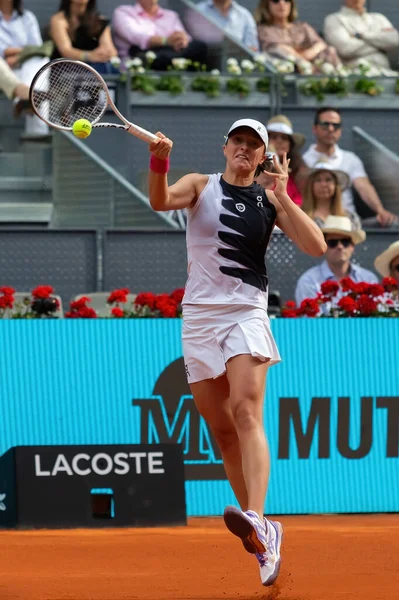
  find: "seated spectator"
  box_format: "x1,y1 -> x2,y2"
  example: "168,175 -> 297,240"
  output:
295,215 -> 378,305
50,0 -> 119,75
374,241 -> 399,284
0,0 -> 49,139
112,1 -> 208,71
302,107 -> 399,228
185,0 -> 259,52
302,160 -> 362,230
324,0 -> 399,74
266,114 -> 307,205
254,0 -> 341,74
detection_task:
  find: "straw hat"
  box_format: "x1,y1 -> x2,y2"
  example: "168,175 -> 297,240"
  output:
308,158 -> 351,191
374,240 -> 399,277
320,215 -> 366,245
266,115 -> 305,149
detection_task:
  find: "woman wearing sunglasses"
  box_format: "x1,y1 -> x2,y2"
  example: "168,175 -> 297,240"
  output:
301,160 -> 362,231
254,0 -> 341,74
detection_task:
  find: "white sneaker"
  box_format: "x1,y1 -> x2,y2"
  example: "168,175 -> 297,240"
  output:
223,505 -> 267,554
255,519 -> 283,586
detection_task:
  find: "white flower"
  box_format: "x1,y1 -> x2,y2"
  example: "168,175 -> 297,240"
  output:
297,60 -> 313,75
241,59 -> 254,72
320,63 -> 336,75
172,57 -> 189,70
226,57 -> 238,67
210,69 -> 220,76
130,57 -> 143,67
136,66 -> 145,74
0,493 -> 6,511
336,66 -> 351,78
145,51 -> 156,62
254,53 -> 268,65
276,61 -> 295,74
227,64 -> 242,75
110,56 -> 121,66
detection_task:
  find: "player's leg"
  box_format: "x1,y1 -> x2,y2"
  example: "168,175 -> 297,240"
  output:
189,375 -> 248,511
226,354 -> 270,521
225,354 -> 282,586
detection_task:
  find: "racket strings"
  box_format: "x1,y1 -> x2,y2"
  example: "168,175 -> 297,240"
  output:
31,61 -> 108,129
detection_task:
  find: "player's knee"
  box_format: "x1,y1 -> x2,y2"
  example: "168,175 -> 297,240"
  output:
232,401 -> 260,433
211,425 -> 239,454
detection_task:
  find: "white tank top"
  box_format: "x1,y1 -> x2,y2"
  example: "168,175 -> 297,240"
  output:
182,173 -> 277,309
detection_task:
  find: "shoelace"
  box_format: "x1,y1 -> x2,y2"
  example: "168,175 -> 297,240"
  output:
255,540 -> 275,567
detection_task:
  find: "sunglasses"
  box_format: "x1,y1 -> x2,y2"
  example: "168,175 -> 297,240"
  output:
316,121 -> 342,131
326,238 -> 353,249
270,0 -> 291,4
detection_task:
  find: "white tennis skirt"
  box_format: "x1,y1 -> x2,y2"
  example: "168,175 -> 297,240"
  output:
182,304 -> 281,384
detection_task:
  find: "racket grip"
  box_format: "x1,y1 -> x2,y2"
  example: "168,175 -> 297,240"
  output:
126,123 -> 160,144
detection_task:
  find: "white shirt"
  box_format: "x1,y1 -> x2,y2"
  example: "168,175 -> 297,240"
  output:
183,173 -> 276,309
0,9 -> 42,58
323,6 -> 399,70
302,144 -> 367,214
295,259 -> 379,306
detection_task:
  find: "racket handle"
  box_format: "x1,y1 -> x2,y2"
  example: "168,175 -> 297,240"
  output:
126,123 -> 160,144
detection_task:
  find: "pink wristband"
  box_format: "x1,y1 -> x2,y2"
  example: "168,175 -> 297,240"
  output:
150,154 -> 170,174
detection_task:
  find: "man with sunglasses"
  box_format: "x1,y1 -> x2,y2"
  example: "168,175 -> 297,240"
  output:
302,107 -> 399,228
295,215 -> 378,306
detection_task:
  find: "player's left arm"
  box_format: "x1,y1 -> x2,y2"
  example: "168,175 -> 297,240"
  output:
266,154 -> 327,257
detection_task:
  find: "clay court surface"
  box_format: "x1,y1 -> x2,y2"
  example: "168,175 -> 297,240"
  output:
1,515 -> 398,600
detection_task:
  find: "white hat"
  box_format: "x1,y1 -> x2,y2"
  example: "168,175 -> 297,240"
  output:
266,115 -> 306,149
227,119 -> 268,148
320,215 -> 366,245
309,159 -> 350,191
374,240 -> 399,277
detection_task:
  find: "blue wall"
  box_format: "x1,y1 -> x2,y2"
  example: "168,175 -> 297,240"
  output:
0,319 -> 398,516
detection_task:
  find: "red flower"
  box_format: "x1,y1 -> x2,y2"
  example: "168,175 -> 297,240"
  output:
354,282 -> 370,295
0,286 -> 15,296
111,307 -> 124,318
320,280 -> 339,297
285,300 -> 297,309
158,301 -> 178,318
382,277 -> 398,292
67,306 -> 97,319
107,288 -> 130,305
356,294 -> 377,316
169,288 -> 184,304
69,296 -> 92,310
0,295 -> 14,309
340,277 -> 357,293
385,299 -> 394,306
281,308 -> 298,318
366,284 -> 385,298
337,296 -> 357,315
31,285 -> 54,299
298,298 -> 320,317
134,292 -> 156,310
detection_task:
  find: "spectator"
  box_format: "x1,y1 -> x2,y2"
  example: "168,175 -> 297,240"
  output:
302,160 -> 362,231
302,107 -> 399,228
324,0 -> 399,74
254,0 -> 341,74
374,241 -> 399,284
112,0 -> 208,70
50,0 -> 119,75
0,54 -> 28,101
266,114 -> 307,205
184,0 -> 259,52
295,215 -> 378,305
0,0 -> 49,139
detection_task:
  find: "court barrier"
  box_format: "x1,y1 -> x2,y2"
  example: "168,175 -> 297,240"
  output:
0,318 -> 397,520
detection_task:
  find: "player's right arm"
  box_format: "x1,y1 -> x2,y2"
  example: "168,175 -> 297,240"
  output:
148,132 -> 207,211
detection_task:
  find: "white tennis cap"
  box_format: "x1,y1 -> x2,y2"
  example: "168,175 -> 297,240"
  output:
227,119 -> 268,148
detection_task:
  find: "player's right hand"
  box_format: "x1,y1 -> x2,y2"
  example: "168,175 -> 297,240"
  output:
149,131 -> 173,159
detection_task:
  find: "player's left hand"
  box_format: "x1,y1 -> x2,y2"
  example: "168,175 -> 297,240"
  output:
149,131 -> 173,159
264,152 -> 290,196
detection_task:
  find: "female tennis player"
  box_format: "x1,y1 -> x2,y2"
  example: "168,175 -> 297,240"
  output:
148,119 -> 326,586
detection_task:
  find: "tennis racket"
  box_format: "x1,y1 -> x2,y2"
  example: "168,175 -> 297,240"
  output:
29,58 -> 160,144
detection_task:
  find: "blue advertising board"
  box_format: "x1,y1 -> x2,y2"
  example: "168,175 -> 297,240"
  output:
0,319 -> 398,516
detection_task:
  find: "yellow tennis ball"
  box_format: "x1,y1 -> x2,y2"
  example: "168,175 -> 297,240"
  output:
72,119 -> 92,139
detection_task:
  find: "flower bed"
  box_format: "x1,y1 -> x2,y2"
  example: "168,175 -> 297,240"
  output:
281,277 -> 399,318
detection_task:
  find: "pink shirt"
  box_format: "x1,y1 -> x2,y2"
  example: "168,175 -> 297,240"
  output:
112,3 -> 190,57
